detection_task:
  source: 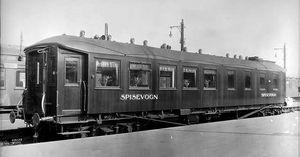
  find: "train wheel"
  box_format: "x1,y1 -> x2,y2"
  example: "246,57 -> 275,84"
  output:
32,113 -> 40,127
9,111 -> 16,124
32,113 -> 40,142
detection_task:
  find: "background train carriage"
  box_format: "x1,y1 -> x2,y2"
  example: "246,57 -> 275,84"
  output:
0,45 -> 25,113
23,35 -> 285,126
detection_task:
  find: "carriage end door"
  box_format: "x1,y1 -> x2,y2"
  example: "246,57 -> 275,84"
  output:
59,54 -> 86,116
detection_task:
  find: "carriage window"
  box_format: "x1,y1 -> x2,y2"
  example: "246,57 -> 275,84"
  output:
65,58 -> 79,84
245,71 -> 251,90
204,69 -> 216,89
16,70 -> 25,88
159,65 -> 176,89
95,59 -> 120,87
260,73 -> 266,90
183,67 -> 196,88
0,69 -> 5,88
227,70 -> 235,89
273,74 -> 279,90
129,63 -> 151,88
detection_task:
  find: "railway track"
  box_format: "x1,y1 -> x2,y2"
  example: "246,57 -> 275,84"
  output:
1,106 -> 298,147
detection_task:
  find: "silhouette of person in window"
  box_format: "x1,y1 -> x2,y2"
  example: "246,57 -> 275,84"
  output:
100,75 -> 112,86
205,80 -> 210,88
184,79 -> 190,88
133,76 -> 142,87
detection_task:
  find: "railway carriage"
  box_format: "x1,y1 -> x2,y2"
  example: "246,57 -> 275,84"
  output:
0,46 -> 25,112
12,35 -> 285,137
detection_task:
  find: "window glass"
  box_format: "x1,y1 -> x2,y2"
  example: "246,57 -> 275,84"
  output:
0,69 -> 5,87
273,74 -> 279,90
65,58 -> 79,83
95,59 -> 119,87
204,69 -> 217,89
245,71 -> 251,89
16,70 -> 25,88
227,70 -> 235,89
260,73 -> 266,90
183,67 -> 196,88
159,65 -> 176,89
129,63 -> 151,88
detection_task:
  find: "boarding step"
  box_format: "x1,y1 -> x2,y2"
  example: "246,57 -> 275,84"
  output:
99,127 -> 114,134
57,130 -> 90,136
118,123 -> 133,132
57,121 -> 89,125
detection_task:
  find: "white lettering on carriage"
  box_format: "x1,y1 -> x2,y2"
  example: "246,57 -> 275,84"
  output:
261,93 -> 277,97
120,94 -> 159,101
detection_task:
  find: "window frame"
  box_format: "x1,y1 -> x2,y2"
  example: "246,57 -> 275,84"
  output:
182,66 -> 197,90
273,73 -> 279,91
259,72 -> 266,91
15,69 -> 26,89
95,58 -> 121,89
227,70 -> 236,90
159,64 -> 177,90
129,62 -> 152,90
203,69 -> 217,90
65,57 -> 80,86
244,71 -> 252,91
0,68 -> 5,89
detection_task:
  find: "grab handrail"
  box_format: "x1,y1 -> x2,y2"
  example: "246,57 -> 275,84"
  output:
41,93 -> 46,116
82,81 -> 87,112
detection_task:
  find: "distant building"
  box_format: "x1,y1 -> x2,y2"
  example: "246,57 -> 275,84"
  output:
0,44 -> 26,107
286,77 -> 300,97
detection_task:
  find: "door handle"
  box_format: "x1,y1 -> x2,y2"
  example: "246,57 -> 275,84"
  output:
82,81 -> 87,112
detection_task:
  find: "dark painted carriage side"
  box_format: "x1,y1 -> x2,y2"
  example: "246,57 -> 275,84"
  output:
24,46 -> 57,119
23,35 -> 285,123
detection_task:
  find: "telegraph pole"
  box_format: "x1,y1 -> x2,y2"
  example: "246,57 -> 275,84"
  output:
105,23 -> 108,39
274,43 -> 287,70
169,19 -> 185,51
283,43 -> 286,69
180,19 -> 184,51
18,32 -> 23,61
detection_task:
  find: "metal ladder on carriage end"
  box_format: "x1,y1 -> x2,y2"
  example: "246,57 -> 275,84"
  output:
238,105 -> 273,119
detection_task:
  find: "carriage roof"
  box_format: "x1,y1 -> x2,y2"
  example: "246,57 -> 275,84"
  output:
25,35 -> 284,73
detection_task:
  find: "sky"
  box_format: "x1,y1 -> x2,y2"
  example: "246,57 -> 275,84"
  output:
1,0 -> 299,77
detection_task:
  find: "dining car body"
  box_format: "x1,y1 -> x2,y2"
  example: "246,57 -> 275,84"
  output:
11,34 -> 285,138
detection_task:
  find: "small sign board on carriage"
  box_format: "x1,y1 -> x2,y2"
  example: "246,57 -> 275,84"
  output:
120,94 -> 159,101
261,93 -> 277,97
